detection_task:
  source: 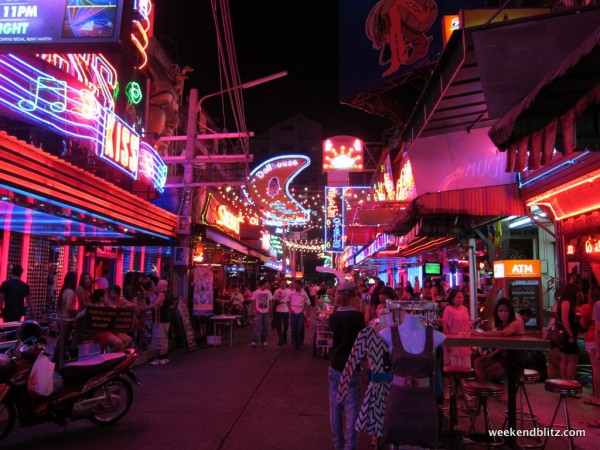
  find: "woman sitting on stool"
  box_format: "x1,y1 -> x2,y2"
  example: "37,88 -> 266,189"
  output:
473,297 -> 525,382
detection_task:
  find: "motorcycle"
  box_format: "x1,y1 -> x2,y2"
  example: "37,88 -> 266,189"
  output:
0,320 -> 141,441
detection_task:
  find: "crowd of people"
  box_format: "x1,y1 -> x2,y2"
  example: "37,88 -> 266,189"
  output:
319,273 -> 600,448
46,270 -> 173,367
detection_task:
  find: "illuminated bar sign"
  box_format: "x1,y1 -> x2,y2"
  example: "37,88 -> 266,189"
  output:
0,0 -> 126,47
324,186 -> 345,253
200,194 -> 243,237
352,233 -> 394,265
323,135 -> 364,172
0,53 -> 166,192
244,155 -> 311,226
102,112 -> 139,179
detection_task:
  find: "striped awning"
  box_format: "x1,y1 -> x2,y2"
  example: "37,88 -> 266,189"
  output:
415,184 -> 525,216
489,26 -> 600,172
386,184 -> 524,236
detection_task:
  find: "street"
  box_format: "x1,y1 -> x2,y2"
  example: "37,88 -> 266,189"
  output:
2,320 -> 599,450
1,323 -> 336,450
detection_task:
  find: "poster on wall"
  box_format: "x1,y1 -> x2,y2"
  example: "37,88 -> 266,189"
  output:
192,266 -> 213,316
508,279 -> 540,329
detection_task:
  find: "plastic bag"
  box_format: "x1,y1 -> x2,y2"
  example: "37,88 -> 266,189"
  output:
27,352 -> 55,396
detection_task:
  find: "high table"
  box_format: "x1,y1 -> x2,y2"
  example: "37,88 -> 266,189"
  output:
209,315 -> 239,348
443,333 -> 550,449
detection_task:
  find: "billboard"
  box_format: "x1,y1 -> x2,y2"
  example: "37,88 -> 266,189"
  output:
0,0 -> 128,49
339,0 -> 488,100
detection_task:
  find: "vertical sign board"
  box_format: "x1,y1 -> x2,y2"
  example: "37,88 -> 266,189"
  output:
192,265 -> 214,316
177,297 -> 197,352
325,186 -> 345,253
493,260 -> 542,331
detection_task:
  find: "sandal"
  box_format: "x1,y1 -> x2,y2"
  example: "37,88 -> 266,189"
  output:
587,419 -> 600,429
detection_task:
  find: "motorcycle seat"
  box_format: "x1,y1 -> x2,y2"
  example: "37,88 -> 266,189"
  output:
60,352 -> 127,381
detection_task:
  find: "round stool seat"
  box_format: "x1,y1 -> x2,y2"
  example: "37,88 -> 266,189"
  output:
545,379 -> 582,396
443,365 -> 474,378
519,368 -> 540,383
463,381 -> 505,397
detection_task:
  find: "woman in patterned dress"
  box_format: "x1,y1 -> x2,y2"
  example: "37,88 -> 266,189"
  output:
337,310 -> 394,447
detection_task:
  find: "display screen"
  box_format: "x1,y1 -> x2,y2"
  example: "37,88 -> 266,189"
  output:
424,262 -> 442,276
0,0 -> 125,46
62,0 -> 119,38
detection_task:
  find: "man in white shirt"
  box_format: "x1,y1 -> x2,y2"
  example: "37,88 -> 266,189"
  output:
250,279 -> 272,348
272,281 -> 291,345
288,279 -> 311,350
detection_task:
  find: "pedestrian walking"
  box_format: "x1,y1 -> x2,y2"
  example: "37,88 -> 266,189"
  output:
272,281 -> 290,345
328,281 -> 365,450
288,279 -> 311,350
0,264 -> 30,322
250,279 -> 272,348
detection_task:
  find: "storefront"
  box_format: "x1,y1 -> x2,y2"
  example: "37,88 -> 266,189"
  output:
0,132 -> 177,317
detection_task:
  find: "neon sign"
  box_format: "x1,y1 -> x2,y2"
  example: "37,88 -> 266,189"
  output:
323,136 -> 364,172
201,194 -> 243,237
325,186 -> 345,253
585,239 -> 600,254
0,0 -> 125,46
0,53 -> 166,192
244,155 -> 311,226
102,113 -> 139,178
395,159 -> 416,201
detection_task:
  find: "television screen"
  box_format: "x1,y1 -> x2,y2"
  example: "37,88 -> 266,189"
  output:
0,0 -> 126,48
424,262 -> 442,276
62,0 -> 120,38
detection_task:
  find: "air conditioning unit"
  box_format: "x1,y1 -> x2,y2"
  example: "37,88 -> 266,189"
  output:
177,216 -> 191,234
173,247 -> 189,265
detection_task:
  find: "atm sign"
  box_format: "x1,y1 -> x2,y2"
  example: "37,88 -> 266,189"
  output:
493,260 -> 541,278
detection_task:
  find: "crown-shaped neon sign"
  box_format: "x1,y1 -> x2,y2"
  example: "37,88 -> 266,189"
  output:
322,135 -> 364,172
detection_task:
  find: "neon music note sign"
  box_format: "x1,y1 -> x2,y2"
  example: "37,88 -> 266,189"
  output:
18,76 -> 67,113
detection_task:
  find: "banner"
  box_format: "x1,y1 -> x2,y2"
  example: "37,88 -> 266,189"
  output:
193,266 -> 214,316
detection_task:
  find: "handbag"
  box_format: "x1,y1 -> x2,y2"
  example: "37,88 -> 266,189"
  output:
546,322 -> 568,349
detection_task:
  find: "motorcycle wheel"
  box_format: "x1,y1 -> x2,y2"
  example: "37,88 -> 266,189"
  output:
88,378 -> 133,426
0,400 -> 16,441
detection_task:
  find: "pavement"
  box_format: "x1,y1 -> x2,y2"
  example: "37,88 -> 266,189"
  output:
2,313 -> 599,449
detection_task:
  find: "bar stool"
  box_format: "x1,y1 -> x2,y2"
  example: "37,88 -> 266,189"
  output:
501,369 -> 543,448
463,381 -> 505,447
543,379 -> 582,450
443,365 -> 475,429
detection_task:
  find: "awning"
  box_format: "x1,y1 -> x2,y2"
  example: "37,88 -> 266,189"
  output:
526,167 -> 600,222
386,184 -> 525,236
400,7 -> 600,145
488,22 -> 600,172
0,132 -> 177,243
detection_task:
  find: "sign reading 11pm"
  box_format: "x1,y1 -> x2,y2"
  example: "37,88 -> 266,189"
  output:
0,0 -> 125,45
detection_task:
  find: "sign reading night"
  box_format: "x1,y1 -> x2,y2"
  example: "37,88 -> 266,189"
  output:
325,186 -> 345,253
244,155 -> 311,226
0,0 -> 125,46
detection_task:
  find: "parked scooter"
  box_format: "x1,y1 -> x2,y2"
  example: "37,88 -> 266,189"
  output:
0,320 -> 141,441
